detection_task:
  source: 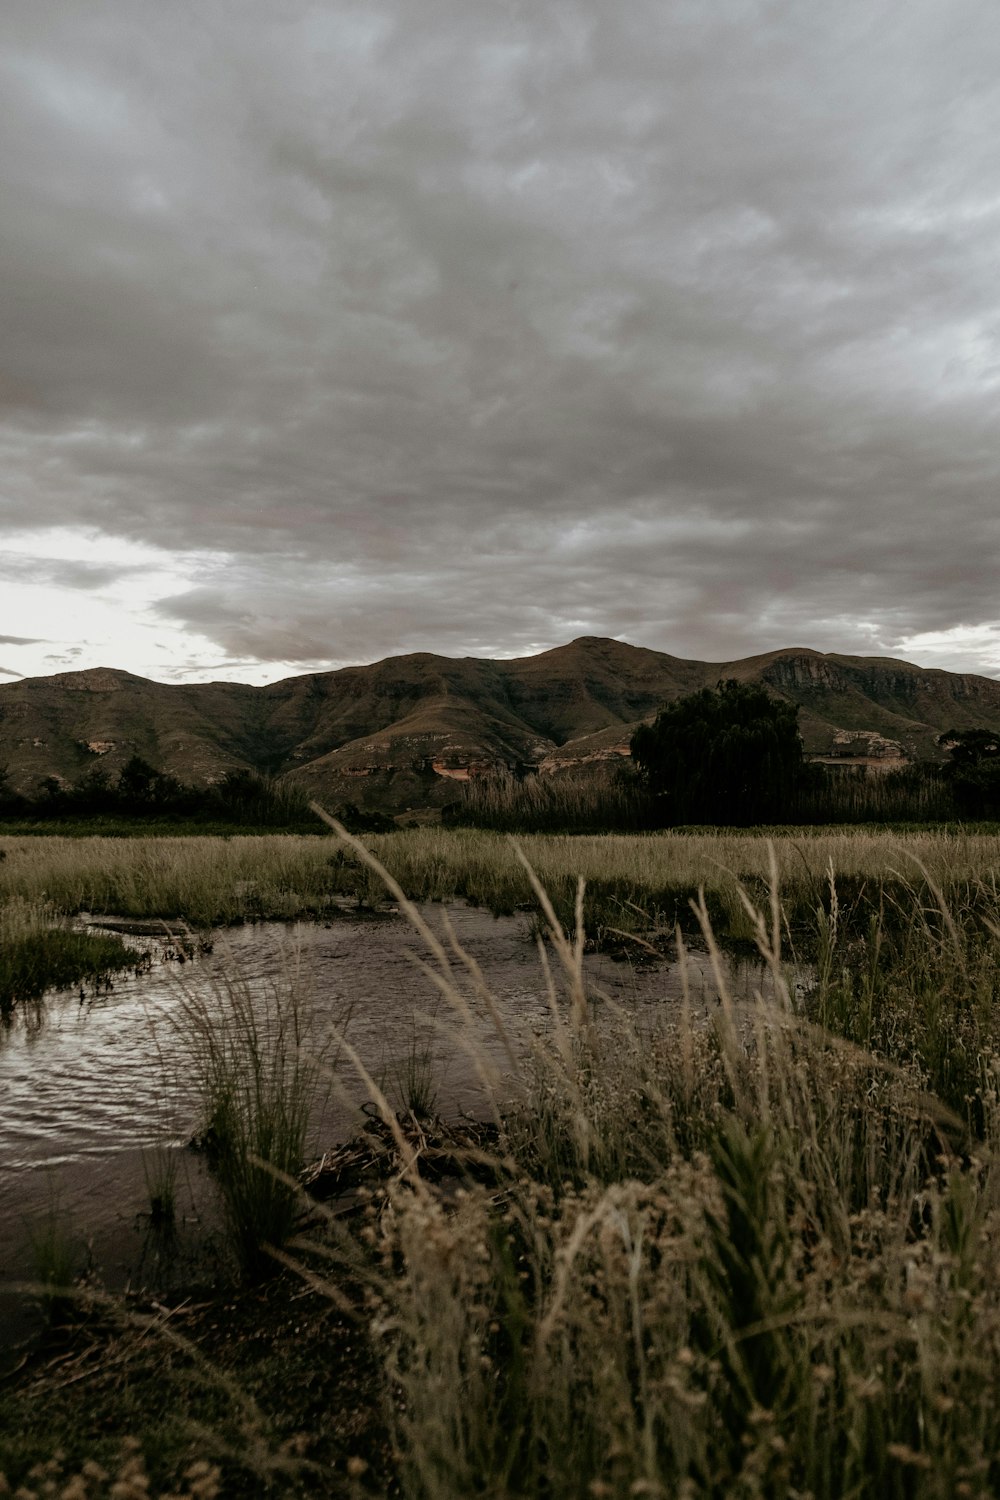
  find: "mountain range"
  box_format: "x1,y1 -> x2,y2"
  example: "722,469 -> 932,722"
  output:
2,637 -> 1000,814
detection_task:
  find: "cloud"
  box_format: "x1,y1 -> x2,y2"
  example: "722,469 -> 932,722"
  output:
2,0 -> 1000,678
0,633 -> 42,646
12,558 -> 141,591
0,546 -> 153,592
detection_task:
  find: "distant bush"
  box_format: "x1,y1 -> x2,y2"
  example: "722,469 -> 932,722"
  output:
336,802 -> 397,834
448,765 -> 653,833
6,759 -> 317,829
0,765 -> 28,817
453,751 -> 958,834
798,761 -> 955,824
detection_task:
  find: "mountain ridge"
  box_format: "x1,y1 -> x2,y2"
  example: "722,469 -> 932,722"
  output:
2,637 -> 999,813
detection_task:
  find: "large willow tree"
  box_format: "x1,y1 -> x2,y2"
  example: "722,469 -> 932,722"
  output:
630,679 -> 805,825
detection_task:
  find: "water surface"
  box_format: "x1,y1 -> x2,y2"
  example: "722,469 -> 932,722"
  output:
0,902 -> 783,1351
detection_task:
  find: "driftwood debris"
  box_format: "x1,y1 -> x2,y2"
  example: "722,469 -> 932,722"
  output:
299,1107 -> 501,1200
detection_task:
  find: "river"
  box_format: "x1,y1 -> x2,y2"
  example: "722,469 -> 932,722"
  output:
0,901 -> 787,1355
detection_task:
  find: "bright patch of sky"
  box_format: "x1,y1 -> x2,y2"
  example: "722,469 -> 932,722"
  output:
0,530 -> 327,682
896,625 -> 1000,679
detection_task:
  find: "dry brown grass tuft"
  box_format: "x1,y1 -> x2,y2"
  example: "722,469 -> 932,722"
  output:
302,821 -> 1000,1499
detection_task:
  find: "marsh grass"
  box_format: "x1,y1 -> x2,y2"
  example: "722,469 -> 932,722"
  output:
176,956 -> 329,1275
11,823 -> 1000,1493
384,1027 -> 440,1121
5,825 -> 1000,946
339,825 -> 1000,953
26,1193 -> 81,1326
297,820 -> 1000,1500
807,863 -> 1000,1125
0,835 -> 349,927
141,1145 -> 179,1230
0,897 -> 140,1016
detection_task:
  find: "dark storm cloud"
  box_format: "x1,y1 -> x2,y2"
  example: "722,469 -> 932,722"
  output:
3,0 -> 1000,673
0,552 -> 142,592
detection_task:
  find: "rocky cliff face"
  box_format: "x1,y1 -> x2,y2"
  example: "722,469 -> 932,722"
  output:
761,653 -> 846,692
1,638 -> 999,813
752,650 -> 1000,761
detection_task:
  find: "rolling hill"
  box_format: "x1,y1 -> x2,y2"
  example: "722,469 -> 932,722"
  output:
2,638 -> 999,814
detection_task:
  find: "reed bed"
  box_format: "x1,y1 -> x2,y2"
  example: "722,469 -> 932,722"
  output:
1,826 -> 1000,941
175,961 -> 328,1274
455,760 -> 957,831
454,765 -> 652,832
0,895 -> 140,1016
309,827 -> 1000,1500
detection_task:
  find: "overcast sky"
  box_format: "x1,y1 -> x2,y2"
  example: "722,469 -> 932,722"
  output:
2,0 -> 1000,685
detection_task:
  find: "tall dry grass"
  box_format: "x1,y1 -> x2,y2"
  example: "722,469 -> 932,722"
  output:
175,953 -> 333,1275
0,834 -> 344,926
3,826 -> 1000,942
305,822 -> 1000,1500
8,818 -> 1000,1494
368,826 -> 1000,944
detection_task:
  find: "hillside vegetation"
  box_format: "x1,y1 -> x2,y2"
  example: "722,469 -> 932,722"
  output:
2,637 -> 1000,814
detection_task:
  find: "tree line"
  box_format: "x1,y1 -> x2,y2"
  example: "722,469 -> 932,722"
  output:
631,680 -> 1000,823
0,756 -> 317,827
454,681 -> 1000,831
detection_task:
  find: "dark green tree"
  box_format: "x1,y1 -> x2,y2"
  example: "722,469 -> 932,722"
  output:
210,767 -> 312,826
70,765 -> 115,815
938,729 -> 1000,818
37,774 -> 67,807
630,679 -> 805,825
116,755 -> 183,810
0,765 -> 22,812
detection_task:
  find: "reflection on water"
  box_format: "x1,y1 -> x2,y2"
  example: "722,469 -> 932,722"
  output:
0,902 -> 792,1347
